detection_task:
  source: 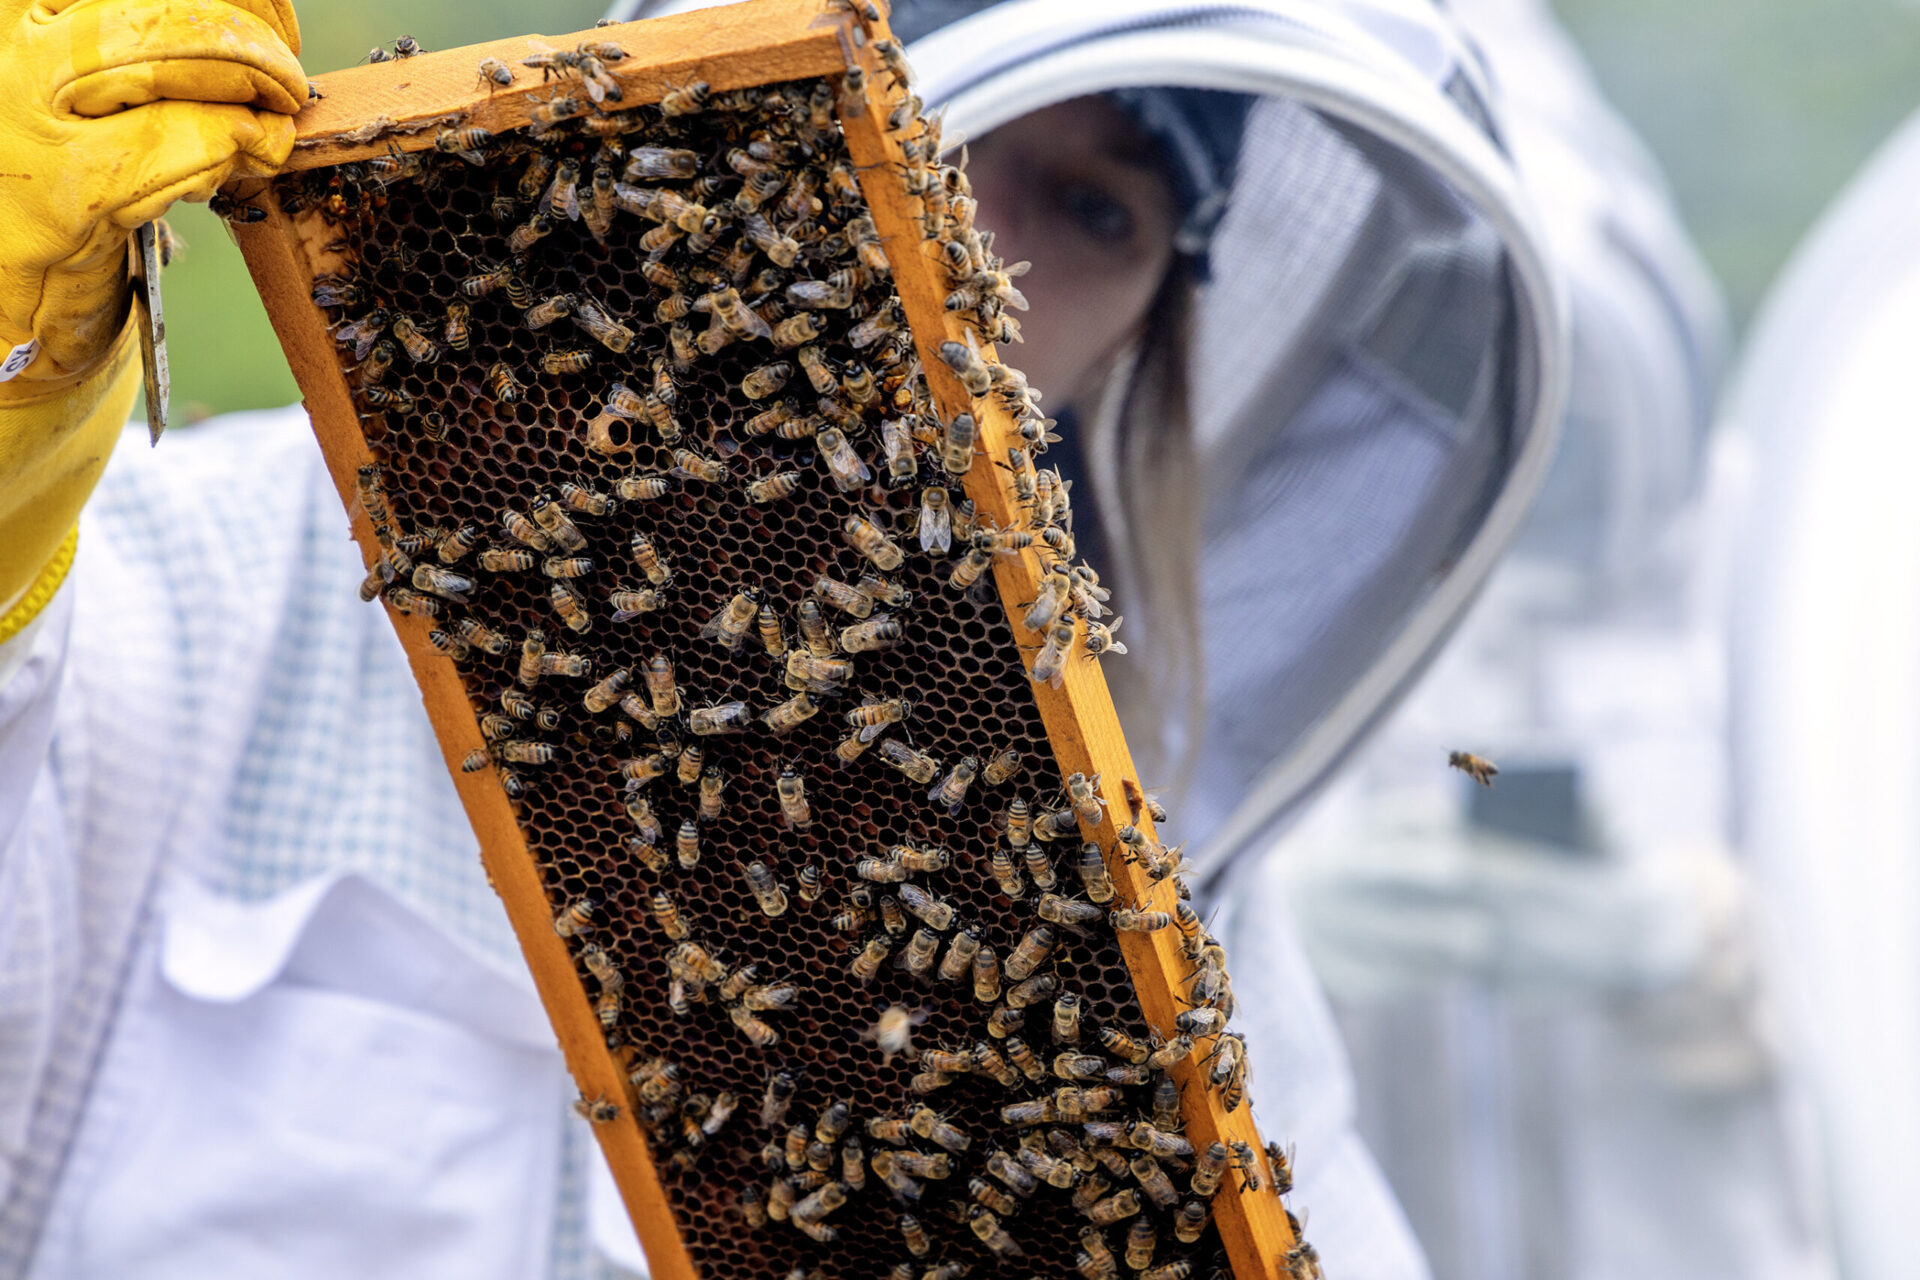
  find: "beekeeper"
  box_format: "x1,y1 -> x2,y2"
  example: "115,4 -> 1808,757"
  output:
0,0 -> 1706,1278
1722,105 -> 1920,1280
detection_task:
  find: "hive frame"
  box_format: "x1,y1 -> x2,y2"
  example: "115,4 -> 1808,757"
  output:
227,3 -> 1295,1276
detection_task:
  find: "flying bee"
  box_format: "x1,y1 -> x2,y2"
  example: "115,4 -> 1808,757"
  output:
763,692 -> 820,734
742,860 -> 790,918
630,530 -> 672,586
699,587 -> 759,652
1448,750 -> 1499,786
814,426 -> 872,493
861,1004 -> 930,1066
659,79 -> 712,116
776,765 -> 812,831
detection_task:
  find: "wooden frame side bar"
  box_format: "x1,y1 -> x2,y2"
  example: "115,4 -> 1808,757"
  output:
834,23 -> 1298,1280
288,0 -> 855,170
230,197 -> 702,1280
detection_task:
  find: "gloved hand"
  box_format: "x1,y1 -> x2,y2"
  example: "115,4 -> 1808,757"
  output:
0,0 -> 306,628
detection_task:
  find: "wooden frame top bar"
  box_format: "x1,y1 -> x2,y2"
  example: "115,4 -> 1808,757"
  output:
290,1 -> 857,169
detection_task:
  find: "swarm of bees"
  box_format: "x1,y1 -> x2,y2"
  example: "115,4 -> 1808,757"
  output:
291,22 -> 1315,1280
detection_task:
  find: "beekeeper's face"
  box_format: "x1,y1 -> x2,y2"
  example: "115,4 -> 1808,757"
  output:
964,95 -> 1180,408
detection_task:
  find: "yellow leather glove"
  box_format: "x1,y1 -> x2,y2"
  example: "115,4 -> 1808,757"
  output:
0,0 -> 306,636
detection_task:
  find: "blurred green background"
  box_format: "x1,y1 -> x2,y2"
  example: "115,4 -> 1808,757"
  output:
164,0 -> 1920,420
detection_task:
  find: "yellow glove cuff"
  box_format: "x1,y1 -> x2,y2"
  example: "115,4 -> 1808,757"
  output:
0,524 -> 77,648
0,318 -> 140,620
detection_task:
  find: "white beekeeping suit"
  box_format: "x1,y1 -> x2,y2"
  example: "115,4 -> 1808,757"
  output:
1234,2 -> 1835,1279
1723,105 -> 1920,1280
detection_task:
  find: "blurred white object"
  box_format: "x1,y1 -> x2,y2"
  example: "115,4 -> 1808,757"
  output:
1724,104 -> 1920,1280
1233,2 -> 1835,1278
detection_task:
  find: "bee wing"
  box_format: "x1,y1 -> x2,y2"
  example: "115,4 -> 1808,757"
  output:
919,497 -> 951,554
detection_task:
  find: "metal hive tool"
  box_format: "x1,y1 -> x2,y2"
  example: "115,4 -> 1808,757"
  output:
225,3 -> 1306,1278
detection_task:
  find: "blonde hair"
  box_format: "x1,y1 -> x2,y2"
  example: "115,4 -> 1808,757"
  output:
1087,258 -> 1205,799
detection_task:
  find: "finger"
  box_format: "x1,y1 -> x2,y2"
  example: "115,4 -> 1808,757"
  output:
39,0 -> 299,52
78,98 -> 295,229
48,0 -> 307,118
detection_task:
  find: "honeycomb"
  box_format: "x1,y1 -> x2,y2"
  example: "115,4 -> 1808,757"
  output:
274,47 -> 1290,1280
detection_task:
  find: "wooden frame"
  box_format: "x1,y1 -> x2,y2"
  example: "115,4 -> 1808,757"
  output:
230,3 -> 1296,1276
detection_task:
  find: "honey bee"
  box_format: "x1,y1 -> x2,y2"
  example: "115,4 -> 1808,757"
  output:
642,889 -> 691,941
776,765 -> 812,831
484,361 -> 524,404
812,573 -> 873,619
741,860 -> 790,918
599,586 -> 660,624
1448,750 -> 1499,786
706,283 -> 773,341
410,563 -> 474,603
613,470 -> 672,503
984,1148 -> 1040,1197
739,361 -> 792,401
849,934 -> 893,986
796,600 -> 836,660
360,384 -> 414,413
543,555 -> 596,580
924,413 -> 975,478
1033,893 -> 1100,928
810,426 -> 872,493
676,741 -> 705,786
762,692 -> 821,734
902,927 -> 941,977
545,581 -> 590,633
765,313 -> 822,352
667,447 -> 727,486
870,738 -> 936,786
692,586 -> 757,653
629,530 -> 673,587
925,755 -> 977,816
430,629 -> 469,664
840,615 -> 902,654
573,295 -> 636,353
659,79 -> 712,117
1030,618 -> 1076,689
528,90 -> 588,130
832,515 -> 902,574
964,1205 -> 1022,1257
625,145 -> 700,179
355,339 -> 395,385
729,1003 -> 780,1048
990,925 -> 1054,986
786,650 -> 854,695
947,545 -> 993,595
795,346 -> 838,396
996,798 -> 1034,853
970,748 -> 1022,790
